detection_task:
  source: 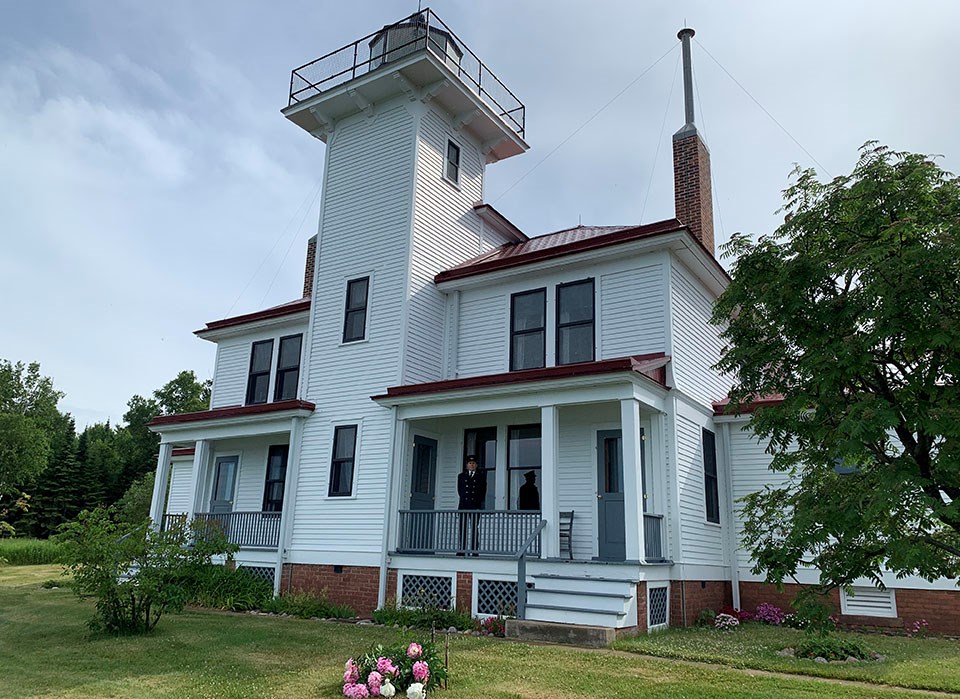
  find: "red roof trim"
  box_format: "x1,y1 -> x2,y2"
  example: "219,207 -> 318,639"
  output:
171,447 -> 196,457
374,354 -> 669,400
149,400 -> 316,427
196,297 -> 311,335
435,219 -> 682,284
713,394 -> 785,416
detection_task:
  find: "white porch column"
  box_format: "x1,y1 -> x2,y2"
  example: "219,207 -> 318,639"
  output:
149,442 -> 174,529
185,439 -> 210,522
378,410 -> 408,609
275,417 -> 306,596
620,398 -> 646,562
540,405 -> 560,559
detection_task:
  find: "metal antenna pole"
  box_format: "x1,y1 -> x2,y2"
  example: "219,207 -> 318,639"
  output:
678,28 -> 696,128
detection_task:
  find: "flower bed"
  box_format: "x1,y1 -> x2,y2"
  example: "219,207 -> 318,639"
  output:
344,640 -> 447,698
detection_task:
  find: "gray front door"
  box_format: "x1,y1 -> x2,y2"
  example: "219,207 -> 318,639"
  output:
597,430 -> 625,561
210,456 -> 238,514
409,436 -> 437,550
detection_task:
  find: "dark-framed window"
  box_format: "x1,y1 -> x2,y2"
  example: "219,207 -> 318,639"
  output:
703,428 -> 720,524
262,444 -> 289,512
508,424 -> 541,510
328,425 -> 358,497
556,278 -> 595,365
245,339 -> 274,405
464,427 -> 497,511
342,277 -> 370,343
273,334 -> 302,401
510,288 -> 546,371
445,140 -> 460,184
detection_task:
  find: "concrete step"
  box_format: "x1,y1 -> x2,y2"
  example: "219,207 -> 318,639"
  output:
523,604 -> 625,628
505,618 -> 617,648
527,588 -> 631,614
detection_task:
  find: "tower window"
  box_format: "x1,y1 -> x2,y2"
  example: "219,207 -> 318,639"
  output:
342,277 -> 370,343
445,140 -> 460,184
702,428 -> 720,524
328,425 -> 358,497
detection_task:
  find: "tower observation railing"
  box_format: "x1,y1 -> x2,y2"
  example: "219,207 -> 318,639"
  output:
287,8 -> 525,138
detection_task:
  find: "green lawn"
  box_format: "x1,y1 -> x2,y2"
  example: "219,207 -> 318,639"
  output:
614,623 -> 960,694
0,566 -> 948,698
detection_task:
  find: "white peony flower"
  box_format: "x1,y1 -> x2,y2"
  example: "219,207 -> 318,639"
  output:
406,683 -> 425,699
379,680 -> 396,698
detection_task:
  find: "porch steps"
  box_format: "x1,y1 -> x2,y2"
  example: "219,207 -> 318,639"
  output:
524,573 -> 638,628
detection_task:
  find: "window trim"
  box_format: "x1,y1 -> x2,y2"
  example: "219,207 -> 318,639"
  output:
261,444 -> 289,513
702,427 -> 720,524
245,339 -> 274,406
509,288 -> 547,372
444,139 -> 461,185
555,277 -> 596,365
342,276 -> 370,344
328,423 -> 359,498
273,333 -> 303,402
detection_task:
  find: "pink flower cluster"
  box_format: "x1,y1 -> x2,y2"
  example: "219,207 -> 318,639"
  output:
343,683 -> 369,698
412,660 -> 429,683
344,659 -> 360,684
406,643 -> 422,659
376,656 -> 399,676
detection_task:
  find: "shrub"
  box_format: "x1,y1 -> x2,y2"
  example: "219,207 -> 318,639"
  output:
373,599 -> 475,630
57,509 -> 237,634
477,616 -> 506,637
906,619 -> 929,638
754,602 -> 786,626
345,640 -> 448,698
696,608 -> 717,627
40,578 -> 72,589
717,605 -> 753,622
714,613 -> 740,631
185,565 -> 273,611
795,634 -> 870,661
0,537 -> 65,565
262,591 -> 355,619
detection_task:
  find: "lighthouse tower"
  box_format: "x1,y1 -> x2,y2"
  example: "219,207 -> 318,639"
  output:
279,11 -> 528,578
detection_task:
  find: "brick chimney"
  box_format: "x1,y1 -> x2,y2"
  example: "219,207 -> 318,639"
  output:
672,28 -> 714,255
303,234 -> 317,297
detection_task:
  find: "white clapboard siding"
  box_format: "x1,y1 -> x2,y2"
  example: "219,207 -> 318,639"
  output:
167,461 -> 194,514
404,109 -> 486,385
841,587 -> 897,617
291,102 -> 416,561
675,415 -> 724,563
599,263 -> 667,359
210,341 -> 249,408
669,260 -> 731,407
456,293 -> 508,377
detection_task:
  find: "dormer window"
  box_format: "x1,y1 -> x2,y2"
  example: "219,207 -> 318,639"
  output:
245,339 -> 274,405
274,334 -> 303,401
510,288 -> 546,371
445,140 -> 460,184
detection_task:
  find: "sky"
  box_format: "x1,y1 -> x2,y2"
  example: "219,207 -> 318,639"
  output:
2,0 -> 959,428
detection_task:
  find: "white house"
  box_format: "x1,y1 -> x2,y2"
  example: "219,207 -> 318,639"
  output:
148,11 -> 959,636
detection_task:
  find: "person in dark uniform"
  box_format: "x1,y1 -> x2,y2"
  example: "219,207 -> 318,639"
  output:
518,470 -> 540,510
457,455 -> 486,555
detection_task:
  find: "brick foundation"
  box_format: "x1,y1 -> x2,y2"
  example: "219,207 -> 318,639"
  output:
670,580 -> 732,628
280,563 -> 395,617
456,572 -> 473,613
740,582 -> 960,635
635,582 -> 648,633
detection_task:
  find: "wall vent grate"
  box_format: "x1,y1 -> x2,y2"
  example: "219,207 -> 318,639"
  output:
648,585 -> 669,628
401,574 -> 452,610
477,579 -> 517,616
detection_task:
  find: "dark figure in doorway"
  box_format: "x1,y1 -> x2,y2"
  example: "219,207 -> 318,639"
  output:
457,455 -> 486,555
518,470 -> 540,510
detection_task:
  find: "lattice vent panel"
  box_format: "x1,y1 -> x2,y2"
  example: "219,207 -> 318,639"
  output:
401,574 -> 452,609
649,585 -> 669,628
240,566 -> 276,587
476,579 -> 517,617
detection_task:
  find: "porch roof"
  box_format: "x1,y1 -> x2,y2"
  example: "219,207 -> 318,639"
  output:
373,354 -> 669,403
712,394 -> 785,418
148,399 -> 316,431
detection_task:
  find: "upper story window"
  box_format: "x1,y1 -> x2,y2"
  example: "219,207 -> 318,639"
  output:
556,278 -> 595,365
445,140 -> 460,184
262,444 -> 289,512
245,339 -> 274,405
510,288 -> 546,371
702,427 -> 720,524
342,277 -> 370,343
274,334 -> 302,401
328,425 -> 358,497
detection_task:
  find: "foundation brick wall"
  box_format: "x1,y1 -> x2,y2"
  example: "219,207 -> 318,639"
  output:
456,572 -> 473,613
280,563 -> 391,617
670,580 -> 732,628
635,582 -> 648,633
740,582 -> 960,635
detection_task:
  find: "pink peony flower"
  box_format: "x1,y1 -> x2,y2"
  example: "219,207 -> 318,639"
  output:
412,660 -> 429,683
344,659 -> 360,684
376,656 -> 399,676
367,671 -> 383,696
343,682 -> 370,699
406,642 -> 422,659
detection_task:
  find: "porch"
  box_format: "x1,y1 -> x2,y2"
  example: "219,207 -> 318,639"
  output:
161,511 -> 282,550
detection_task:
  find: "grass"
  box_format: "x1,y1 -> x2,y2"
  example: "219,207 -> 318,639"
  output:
0,567 -> 948,698
0,537 -> 64,565
614,623 -> 960,693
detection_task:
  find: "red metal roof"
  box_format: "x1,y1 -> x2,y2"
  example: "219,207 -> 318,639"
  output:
171,447 -> 196,457
149,399 -> 316,427
435,219 -> 684,283
712,394 -> 785,416
195,296 -> 311,335
374,354 -> 670,400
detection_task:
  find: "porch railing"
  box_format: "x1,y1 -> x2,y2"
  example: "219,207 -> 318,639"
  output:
644,513 -> 667,562
160,512 -> 187,532
397,509 -> 542,556
193,511 -> 281,549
